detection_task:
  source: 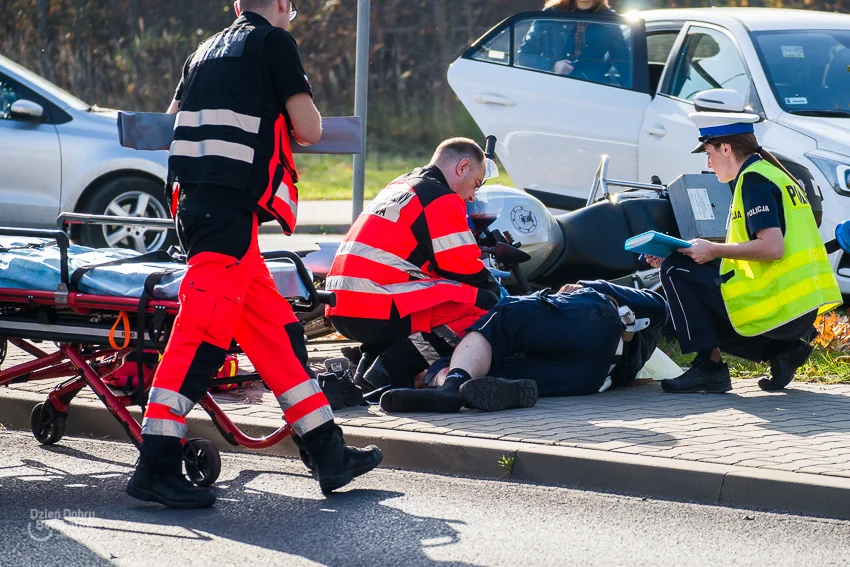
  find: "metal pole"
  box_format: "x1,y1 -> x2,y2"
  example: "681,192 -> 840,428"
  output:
351,0 -> 370,221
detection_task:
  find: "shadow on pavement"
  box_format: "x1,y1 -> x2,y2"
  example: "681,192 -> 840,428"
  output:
1,443 -> 480,567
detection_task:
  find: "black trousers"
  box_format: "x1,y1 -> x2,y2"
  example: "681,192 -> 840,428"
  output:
660,254 -> 817,361
331,309 -> 455,387
468,292 -> 624,396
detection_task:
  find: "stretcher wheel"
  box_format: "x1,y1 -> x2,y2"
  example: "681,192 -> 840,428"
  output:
30,402 -> 66,445
183,438 -> 221,487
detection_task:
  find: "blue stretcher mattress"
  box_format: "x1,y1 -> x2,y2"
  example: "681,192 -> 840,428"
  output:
0,237 -> 311,301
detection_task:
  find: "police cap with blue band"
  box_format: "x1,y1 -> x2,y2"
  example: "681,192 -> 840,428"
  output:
688,89 -> 760,154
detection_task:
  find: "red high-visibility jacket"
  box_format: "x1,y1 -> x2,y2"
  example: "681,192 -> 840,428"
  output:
326,165 -> 497,320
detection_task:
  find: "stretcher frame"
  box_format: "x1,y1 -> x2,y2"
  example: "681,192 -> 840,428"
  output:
0,215 -> 335,483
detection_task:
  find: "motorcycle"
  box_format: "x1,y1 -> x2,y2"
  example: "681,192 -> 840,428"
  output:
470,135 -> 689,294
298,134 -> 737,335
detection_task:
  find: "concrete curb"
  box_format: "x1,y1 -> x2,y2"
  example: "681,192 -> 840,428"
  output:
4,388 -> 850,520
260,224 -> 350,235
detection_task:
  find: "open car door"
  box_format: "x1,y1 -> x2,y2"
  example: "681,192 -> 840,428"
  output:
448,11 -> 650,209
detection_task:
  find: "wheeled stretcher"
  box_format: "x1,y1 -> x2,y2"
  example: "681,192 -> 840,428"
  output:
0,214 -> 335,485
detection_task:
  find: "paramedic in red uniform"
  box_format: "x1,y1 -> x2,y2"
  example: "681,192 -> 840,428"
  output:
126,0 -> 382,509
326,138 -> 501,391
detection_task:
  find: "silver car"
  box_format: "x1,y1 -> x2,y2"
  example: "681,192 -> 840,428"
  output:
0,54 -> 173,253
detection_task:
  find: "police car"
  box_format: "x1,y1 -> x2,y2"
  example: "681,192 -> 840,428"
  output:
448,8 -> 850,293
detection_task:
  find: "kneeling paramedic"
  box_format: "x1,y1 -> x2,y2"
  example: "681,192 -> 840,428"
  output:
379,280 -> 669,413
650,91 -> 841,394
127,0 -> 382,509
326,138 -> 502,392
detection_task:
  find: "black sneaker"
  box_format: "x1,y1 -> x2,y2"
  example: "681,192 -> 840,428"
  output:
760,339 -> 814,391
661,361 -> 732,393
126,469 -> 216,509
459,376 -> 539,412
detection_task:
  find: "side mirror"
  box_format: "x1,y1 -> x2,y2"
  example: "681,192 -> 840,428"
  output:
493,242 -> 531,266
10,100 -> 44,121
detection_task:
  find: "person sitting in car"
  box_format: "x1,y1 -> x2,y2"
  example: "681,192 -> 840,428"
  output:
516,0 -> 630,85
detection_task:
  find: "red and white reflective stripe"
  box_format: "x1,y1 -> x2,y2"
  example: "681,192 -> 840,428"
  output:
276,379 -> 323,410
336,241 -> 429,279
273,182 -> 298,218
276,379 -> 333,436
432,231 -> 476,254
141,416 -> 187,439
410,332 -> 440,364
325,276 -> 461,295
149,387 -> 194,417
289,406 -> 334,437
175,109 -> 261,133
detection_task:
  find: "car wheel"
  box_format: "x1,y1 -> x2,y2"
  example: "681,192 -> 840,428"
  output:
81,176 -> 176,253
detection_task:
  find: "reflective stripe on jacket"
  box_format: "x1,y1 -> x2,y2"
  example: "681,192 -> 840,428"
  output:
720,160 -> 841,336
326,165 -> 494,320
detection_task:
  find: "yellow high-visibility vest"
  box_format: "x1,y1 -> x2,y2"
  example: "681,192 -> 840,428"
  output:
720,159 -> 841,337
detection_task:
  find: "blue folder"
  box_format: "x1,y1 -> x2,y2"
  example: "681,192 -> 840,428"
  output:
625,231 -> 692,258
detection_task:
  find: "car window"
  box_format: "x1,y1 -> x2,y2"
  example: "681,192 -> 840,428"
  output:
0,76 -> 22,120
752,30 -> 850,114
647,31 -> 679,65
471,27 -> 512,66
512,16 -> 634,88
665,27 -> 751,102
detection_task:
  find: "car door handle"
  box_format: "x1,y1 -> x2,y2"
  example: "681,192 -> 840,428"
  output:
471,94 -> 517,107
645,125 -> 667,137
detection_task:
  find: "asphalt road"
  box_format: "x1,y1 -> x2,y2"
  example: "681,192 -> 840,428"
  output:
2,431 -> 850,567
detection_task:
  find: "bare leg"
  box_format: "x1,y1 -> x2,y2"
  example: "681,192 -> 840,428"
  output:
710,347 -> 722,363
448,332 -> 492,379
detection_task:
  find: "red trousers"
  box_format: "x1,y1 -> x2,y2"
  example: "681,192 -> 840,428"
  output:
142,208 -> 333,440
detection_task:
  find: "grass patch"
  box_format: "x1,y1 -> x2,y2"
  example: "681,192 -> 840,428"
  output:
294,152 -> 514,201
497,454 -> 516,474
658,337 -> 850,385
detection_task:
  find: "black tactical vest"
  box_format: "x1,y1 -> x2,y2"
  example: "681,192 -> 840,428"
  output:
168,17 -> 293,204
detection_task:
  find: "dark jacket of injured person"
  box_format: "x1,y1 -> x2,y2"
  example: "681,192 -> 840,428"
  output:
429,280 -> 669,397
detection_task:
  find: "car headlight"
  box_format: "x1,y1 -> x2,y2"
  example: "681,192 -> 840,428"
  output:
806,150 -> 850,197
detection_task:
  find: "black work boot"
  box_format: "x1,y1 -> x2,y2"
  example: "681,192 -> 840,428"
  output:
319,373 -> 365,410
379,387 -> 463,413
760,339 -> 814,391
302,422 -> 383,494
320,358 -> 365,409
126,435 -> 216,509
362,356 -> 392,390
460,377 -> 539,412
378,372 -> 470,413
352,350 -> 378,393
292,433 -> 314,473
661,359 -> 732,393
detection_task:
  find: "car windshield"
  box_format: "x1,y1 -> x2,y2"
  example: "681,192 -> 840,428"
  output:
0,55 -> 90,111
752,29 -> 850,116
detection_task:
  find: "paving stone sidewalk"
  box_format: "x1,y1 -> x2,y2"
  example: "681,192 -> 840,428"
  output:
4,340 -> 850,480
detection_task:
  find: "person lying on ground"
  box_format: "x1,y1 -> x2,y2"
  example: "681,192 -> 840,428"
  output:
378,279 -> 669,413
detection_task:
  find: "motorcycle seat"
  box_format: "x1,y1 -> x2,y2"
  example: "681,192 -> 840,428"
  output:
539,198 -> 678,285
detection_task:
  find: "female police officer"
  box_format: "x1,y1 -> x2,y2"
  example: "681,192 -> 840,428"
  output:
651,90 -> 842,394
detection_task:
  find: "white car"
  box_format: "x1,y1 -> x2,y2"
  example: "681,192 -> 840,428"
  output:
0,55 -> 172,252
449,7 -> 850,293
